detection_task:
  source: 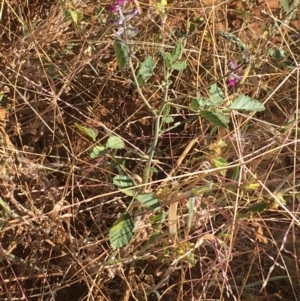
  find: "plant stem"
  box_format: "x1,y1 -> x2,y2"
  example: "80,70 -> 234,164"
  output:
128,58 -> 157,116
142,66 -> 170,188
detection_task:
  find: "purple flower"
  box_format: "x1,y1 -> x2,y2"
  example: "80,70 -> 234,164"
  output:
116,6 -> 125,24
115,26 -> 138,38
227,59 -> 242,87
115,27 -> 125,35
123,8 -> 138,21
228,73 -> 241,87
228,77 -> 236,87
110,4 -> 138,24
110,0 -> 135,12
109,0 -> 139,40
124,26 -> 138,38
109,4 -> 117,12
228,60 -> 239,71
109,0 -> 124,12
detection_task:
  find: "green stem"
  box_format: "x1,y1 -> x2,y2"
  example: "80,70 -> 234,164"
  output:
128,59 -> 157,116
142,67 -> 170,188
125,19 -> 172,190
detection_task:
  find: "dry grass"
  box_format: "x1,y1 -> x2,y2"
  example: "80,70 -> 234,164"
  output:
0,0 -> 300,300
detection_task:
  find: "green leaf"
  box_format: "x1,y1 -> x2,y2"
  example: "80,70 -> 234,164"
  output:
113,175 -> 134,189
137,56 -> 155,86
121,189 -> 137,197
0,196 -> 13,216
150,211 -> 167,225
114,40 -> 129,71
284,60 -> 297,68
236,212 -> 252,219
269,48 -> 285,59
199,110 -> 229,128
209,83 -> 224,105
0,93 -> 3,102
109,213 -> 134,249
212,156 -> 228,176
150,166 -> 158,173
75,123 -> 98,141
106,136 -> 125,149
113,175 -> 137,196
110,157 -> 126,169
280,0 -> 291,14
162,104 -> 174,123
268,48 -> 275,57
90,145 -> 108,159
68,9 -> 83,24
171,61 -> 187,71
190,98 -> 211,110
229,94 -> 265,112
162,52 -> 172,69
147,211 -> 167,243
171,39 -> 183,61
248,202 -> 268,213
231,166 -> 240,181
188,22 -> 196,35
192,185 -> 211,196
163,103 -> 171,116
136,194 -> 161,211
162,116 -> 174,123
190,98 -> 201,110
